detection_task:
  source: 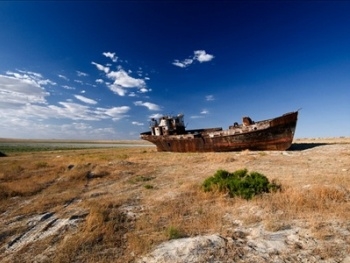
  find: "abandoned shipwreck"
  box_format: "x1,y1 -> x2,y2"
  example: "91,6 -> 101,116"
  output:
140,111 -> 298,152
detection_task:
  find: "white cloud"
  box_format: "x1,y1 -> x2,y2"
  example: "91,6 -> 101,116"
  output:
16,70 -> 43,78
172,50 -> 214,68
149,113 -> 163,119
92,54 -> 151,96
58,74 -> 69,81
103,106 -> 130,120
190,115 -> 204,119
108,84 -> 127,96
0,70 -> 131,123
132,121 -> 144,126
102,52 -> 118,62
190,109 -> 209,119
74,94 -> 98,105
0,72 -> 50,105
38,79 -> 56,86
30,102 -> 129,122
104,106 -> 130,116
205,95 -> 215,101
74,79 -> 84,85
0,68 -> 135,139
62,85 -> 75,90
6,70 -> 56,87
0,100 -> 98,122
51,102 -> 98,120
194,50 -> 214,63
107,69 -> 145,88
104,69 -> 148,96
0,118 -> 119,140
76,71 -> 88,77
85,82 -> 96,88
91,62 -> 110,74
172,59 -> 193,68
134,101 -> 161,111
139,87 -> 150,93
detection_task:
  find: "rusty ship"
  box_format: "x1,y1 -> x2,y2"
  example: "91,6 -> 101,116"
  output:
140,111 -> 298,152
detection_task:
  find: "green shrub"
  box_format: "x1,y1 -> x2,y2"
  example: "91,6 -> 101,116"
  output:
202,169 -> 280,200
166,226 -> 185,240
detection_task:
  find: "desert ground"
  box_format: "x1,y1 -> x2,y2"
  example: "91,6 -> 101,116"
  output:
0,137 -> 349,263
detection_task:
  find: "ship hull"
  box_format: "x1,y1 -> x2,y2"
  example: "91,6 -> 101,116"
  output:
140,111 -> 298,152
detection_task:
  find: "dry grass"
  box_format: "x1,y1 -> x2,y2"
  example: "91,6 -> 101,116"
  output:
0,138 -> 350,262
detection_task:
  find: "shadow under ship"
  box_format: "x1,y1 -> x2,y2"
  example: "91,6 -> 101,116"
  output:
140,111 -> 298,152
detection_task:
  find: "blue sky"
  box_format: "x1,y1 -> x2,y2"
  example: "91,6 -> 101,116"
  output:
0,1 -> 349,140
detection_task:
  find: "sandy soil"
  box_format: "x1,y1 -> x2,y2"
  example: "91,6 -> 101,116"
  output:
0,138 -> 349,262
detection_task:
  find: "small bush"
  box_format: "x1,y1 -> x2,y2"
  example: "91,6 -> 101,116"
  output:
128,175 -> 155,184
166,226 -> 185,240
137,175 -> 155,182
202,168 -> 280,200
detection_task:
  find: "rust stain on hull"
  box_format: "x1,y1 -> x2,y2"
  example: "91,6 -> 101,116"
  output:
140,111 -> 298,152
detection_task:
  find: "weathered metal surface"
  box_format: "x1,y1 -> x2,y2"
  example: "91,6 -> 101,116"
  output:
140,111 -> 298,152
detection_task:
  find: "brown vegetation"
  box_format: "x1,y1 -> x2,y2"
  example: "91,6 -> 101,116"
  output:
0,138 -> 350,262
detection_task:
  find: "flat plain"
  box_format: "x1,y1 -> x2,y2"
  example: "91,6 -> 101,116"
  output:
0,137 -> 349,262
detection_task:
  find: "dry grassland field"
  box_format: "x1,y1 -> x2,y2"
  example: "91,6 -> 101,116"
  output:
0,138 -> 350,263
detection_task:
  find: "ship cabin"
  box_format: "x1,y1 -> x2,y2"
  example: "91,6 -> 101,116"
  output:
150,114 -> 186,136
